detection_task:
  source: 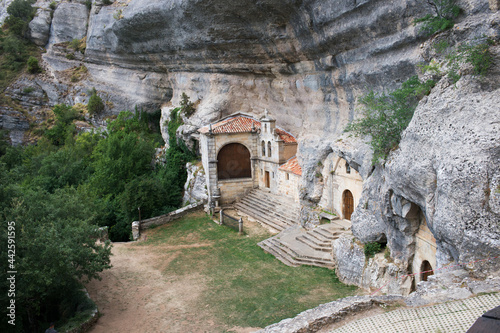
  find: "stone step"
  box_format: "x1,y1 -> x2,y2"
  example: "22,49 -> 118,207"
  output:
258,239 -> 300,267
240,193 -> 299,219
239,196 -> 298,224
311,227 -> 339,241
305,229 -> 336,244
234,203 -> 289,232
247,189 -> 297,206
270,238 -> 334,268
235,200 -> 294,227
296,235 -> 332,253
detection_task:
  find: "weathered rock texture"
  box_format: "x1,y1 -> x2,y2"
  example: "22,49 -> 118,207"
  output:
182,162 -> 208,206
1,0 -> 499,288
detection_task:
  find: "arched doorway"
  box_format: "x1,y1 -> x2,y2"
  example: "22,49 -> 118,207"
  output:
217,143 -> 251,180
420,260 -> 434,281
343,190 -> 354,220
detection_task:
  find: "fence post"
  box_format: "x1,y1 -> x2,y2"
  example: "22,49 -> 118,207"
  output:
220,209 -> 224,225
238,218 -> 243,235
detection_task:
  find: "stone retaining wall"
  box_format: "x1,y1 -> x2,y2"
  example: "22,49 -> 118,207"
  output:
255,295 -> 404,333
132,202 -> 203,240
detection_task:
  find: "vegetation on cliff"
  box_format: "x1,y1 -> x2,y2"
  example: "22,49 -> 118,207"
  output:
345,76 -> 435,164
0,0 -> 40,91
0,104 -> 194,330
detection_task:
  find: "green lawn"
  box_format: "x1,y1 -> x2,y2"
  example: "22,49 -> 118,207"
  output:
140,212 -> 358,328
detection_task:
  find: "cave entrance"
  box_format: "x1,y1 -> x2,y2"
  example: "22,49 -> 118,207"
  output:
217,143 -> 252,180
420,260 -> 434,281
342,190 -> 354,220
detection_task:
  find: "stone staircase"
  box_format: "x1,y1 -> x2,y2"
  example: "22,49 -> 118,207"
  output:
234,189 -> 300,232
258,221 -> 351,269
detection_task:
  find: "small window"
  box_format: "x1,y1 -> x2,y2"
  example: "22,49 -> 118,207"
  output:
346,162 -> 351,174
267,141 -> 272,157
261,140 -> 265,156
264,124 -> 267,132
272,172 -> 274,178
286,173 -> 289,180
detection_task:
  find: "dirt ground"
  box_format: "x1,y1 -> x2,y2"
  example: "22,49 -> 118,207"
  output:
86,211 -> 265,333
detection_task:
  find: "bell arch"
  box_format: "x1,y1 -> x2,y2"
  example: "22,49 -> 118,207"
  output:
217,143 -> 252,180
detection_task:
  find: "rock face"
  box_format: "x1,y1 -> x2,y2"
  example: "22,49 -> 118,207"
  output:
29,8 -> 52,46
48,3 -> 89,46
182,162 -> 208,206
1,0 -> 499,289
0,0 -> 14,24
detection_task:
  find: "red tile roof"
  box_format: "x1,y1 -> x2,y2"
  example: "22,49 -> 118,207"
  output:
279,156 -> 302,176
199,115 -> 297,144
198,115 -> 260,134
275,128 -> 296,144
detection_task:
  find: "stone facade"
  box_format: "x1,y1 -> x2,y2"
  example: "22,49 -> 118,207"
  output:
198,111 -> 301,206
319,153 -> 363,220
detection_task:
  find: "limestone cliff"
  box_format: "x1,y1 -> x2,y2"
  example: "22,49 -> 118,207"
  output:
1,0 -> 499,282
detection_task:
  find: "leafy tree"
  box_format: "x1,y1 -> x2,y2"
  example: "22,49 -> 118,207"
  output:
87,88 -> 105,115
45,104 -> 81,146
346,76 -> 435,164
4,0 -> 36,38
89,127 -> 156,199
0,187 -> 111,332
414,0 -> 460,36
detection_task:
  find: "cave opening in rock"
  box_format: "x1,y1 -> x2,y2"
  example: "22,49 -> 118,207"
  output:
420,260 -> 434,281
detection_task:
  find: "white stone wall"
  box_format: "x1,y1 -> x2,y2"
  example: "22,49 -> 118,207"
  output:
319,153 -> 363,219
278,170 -> 300,203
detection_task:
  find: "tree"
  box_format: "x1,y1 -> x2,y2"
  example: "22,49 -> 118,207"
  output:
0,187 -> 111,332
180,92 -> 195,117
87,88 -> 105,115
414,0 -> 460,36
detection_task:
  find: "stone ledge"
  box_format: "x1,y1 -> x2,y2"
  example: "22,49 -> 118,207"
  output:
254,295 -> 404,333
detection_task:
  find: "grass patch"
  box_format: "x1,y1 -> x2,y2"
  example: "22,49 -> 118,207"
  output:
141,212 -> 358,328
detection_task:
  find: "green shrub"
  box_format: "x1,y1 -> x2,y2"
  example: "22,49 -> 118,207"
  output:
27,56 -> 41,73
414,0 -> 460,36
49,1 -> 57,10
66,53 -> 76,60
345,76 -> 435,164
87,88 -> 105,115
102,0 -> 112,5
448,39 -> 494,77
364,242 -> 382,258
85,0 -> 92,10
23,86 -> 34,94
180,92 -> 196,117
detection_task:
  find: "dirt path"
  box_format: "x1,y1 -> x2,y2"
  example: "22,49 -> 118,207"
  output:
86,238 -> 259,333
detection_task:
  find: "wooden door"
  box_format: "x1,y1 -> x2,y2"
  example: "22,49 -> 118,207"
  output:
343,190 -> 354,220
265,171 -> 270,188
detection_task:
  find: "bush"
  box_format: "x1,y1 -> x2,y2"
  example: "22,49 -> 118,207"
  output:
102,0 -> 112,5
345,76 -> 435,164
180,92 -> 196,117
49,1 -> 57,10
87,88 -> 105,115
364,242 -> 382,258
85,0 -> 92,10
414,0 -> 460,36
447,38 -> 495,78
27,56 -> 41,73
